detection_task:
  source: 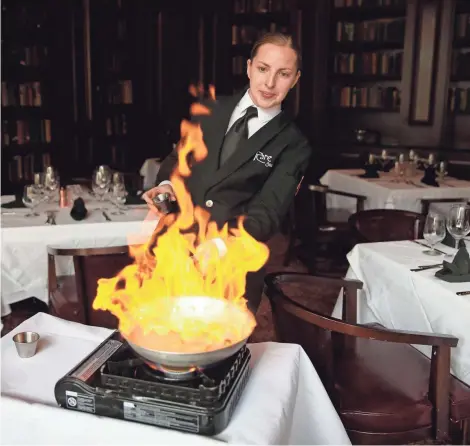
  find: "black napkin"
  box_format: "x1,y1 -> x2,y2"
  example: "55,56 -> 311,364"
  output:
441,230 -> 461,249
125,193 -> 146,205
435,244 -> 470,283
380,159 -> 394,173
421,166 -> 439,187
70,198 -> 88,221
359,164 -> 380,179
1,194 -> 26,208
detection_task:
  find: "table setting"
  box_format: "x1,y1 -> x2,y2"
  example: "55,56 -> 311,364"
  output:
1,165 -> 158,318
321,150 -> 470,214
0,312 -> 351,445
332,203 -> 470,385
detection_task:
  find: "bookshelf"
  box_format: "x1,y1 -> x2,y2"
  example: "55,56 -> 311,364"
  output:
88,0 -> 137,170
1,0 -> 75,194
329,0 -> 406,116
1,1 -> 53,192
447,0 -> 470,149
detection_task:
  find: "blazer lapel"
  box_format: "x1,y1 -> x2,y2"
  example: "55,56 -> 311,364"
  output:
201,90 -> 246,175
207,110 -> 292,189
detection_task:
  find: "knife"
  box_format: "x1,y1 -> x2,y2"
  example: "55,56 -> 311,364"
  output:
457,291 -> 470,296
102,211 -> 111,221
411,240 -> 449,256
410,264 -> 442,272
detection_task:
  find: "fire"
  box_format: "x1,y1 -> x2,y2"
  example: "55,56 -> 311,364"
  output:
93,86 -> 269,354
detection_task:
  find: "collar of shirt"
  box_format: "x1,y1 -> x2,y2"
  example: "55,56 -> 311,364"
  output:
235,89 -> 281,124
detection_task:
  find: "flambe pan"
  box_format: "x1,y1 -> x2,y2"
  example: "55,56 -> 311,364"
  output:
124,296 -> 255,369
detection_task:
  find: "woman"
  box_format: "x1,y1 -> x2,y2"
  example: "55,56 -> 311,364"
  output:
144,32 -> 312,314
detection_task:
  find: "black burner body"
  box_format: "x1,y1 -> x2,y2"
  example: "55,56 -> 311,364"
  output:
54,331 -> 251,435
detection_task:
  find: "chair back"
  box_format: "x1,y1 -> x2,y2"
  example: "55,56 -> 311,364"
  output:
349,209 -> 425,243
48,245 -> 135,328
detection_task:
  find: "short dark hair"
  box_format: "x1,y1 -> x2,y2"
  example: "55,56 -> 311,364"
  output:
250,32 -> 302,71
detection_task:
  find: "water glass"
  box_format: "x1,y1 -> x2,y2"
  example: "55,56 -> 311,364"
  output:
22,185 -> 41,217
110,183 -> 127,215
447,204 -> 470,247
92,167 -> 111,201
422,213 -> 446,255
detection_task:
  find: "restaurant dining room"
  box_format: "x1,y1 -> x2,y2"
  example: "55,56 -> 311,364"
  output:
1,0 -> 470,444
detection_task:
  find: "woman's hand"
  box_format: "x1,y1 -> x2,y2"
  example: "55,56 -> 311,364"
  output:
142,184 -> 176,216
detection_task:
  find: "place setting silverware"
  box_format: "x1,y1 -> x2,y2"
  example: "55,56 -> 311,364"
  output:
411,240 -> 451,256
410,263 -> 443,272
456,291 -> 470,296
102,211 -> 111,221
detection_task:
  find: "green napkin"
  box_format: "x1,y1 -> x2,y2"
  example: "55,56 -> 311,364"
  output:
435,245 -> 470,283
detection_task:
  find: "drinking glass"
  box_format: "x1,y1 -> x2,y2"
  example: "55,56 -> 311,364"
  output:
22,185 -> 41,217
110,183 -> 127,215
44,169 -> 60,203
447,204 -> 470,248
422,213 -> 447,255
92,166 -> 112,202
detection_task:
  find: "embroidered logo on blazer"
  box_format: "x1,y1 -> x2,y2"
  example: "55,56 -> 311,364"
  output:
253,151 -> 273,168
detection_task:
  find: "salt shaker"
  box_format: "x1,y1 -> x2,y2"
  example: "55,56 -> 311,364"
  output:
59,187 -> 68,208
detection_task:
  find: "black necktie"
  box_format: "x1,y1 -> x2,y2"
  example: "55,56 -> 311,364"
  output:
219,105 -> 258,167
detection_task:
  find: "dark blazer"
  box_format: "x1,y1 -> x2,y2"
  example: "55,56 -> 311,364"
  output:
157,88 -> 312,243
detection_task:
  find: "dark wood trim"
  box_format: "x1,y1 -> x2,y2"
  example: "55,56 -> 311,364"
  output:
47,245 -> 131,257
408,0 -> 441,126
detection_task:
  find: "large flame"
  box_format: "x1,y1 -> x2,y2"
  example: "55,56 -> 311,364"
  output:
93,86 -> 269,354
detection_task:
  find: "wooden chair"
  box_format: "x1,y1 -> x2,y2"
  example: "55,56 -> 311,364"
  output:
47,245 -> 135,328
264,272 -> 470,444
349,209 -> 425,243
285,184 -> 366,274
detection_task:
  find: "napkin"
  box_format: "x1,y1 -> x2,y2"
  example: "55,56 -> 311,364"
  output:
435,244 -> 470,282
1,194 -> 26,208
125,193 -> 146,205
70,197 -> 88,221
359,164 -> 380,179
421,167 -> 439,187
442,230 -> 459,249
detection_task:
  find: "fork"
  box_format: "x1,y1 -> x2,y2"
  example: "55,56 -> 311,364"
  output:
457,291 -> 470,296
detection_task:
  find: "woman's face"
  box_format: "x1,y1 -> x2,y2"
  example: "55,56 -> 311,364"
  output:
247,43 -> 300,109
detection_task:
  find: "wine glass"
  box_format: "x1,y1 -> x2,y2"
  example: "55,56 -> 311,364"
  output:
43,169 -> 60,203
22,185 -> 41,217
422,213 -> 447,255
92,166 -> 111,202
110,183 -> 127,215
447,204 -> 470,248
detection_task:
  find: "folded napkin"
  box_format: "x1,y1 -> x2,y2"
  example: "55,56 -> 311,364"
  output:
435,244 -> 470,282
442,230 -> 461,249
70,198 -> 88,221
359,164 -> 380,179
421,167 -> 439,187
380,159 -> 394,173
125,193 -> 146,205
1,194 -> 26,208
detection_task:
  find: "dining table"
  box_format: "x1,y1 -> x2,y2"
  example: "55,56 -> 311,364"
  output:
332,239 -> 470,386
1,193 -> 158,317
0,312 -> 351,445
320,169 -> 470,215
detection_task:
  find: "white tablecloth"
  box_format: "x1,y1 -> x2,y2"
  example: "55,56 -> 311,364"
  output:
140,158 -> 161,190
1,195 -> 157,317
0,313 -> 350,445
320,169 -> 470,215
332,240 -> 470,386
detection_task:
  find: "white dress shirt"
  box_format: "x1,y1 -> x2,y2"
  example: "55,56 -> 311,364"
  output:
226,90 -> 281,138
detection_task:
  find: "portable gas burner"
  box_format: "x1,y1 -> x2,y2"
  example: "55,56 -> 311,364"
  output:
54,331 -> 251,435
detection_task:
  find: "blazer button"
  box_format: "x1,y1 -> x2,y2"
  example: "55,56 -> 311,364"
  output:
205,199 -> 213,208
